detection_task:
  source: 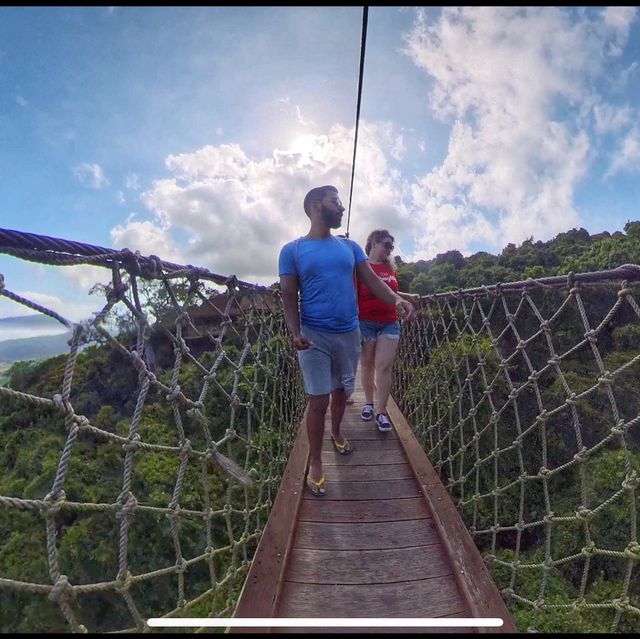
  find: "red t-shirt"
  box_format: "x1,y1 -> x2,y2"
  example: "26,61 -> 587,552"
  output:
357,262 -> 398,322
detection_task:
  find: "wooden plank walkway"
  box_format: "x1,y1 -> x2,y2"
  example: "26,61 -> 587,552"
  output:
233,378 -> 517,633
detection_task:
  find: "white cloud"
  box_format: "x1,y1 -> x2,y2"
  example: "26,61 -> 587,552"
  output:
593,103 -> 633,134
15,95 -> 28,107
61,265 -> 112,295
125,173 -> 140,190
602,6 -> 637,56
400,6 -> 633,258
606,126 -> 640,177
109,123 -> 411,285
0,290 -> 99,323
73,162 -> 110,189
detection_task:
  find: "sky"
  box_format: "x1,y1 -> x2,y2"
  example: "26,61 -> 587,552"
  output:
1,5 -> 639,326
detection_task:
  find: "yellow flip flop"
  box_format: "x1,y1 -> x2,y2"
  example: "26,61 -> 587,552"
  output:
331,436 -> 354,455
306,473 -> 326,497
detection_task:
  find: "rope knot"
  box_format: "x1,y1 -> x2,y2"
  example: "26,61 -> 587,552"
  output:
612,596 -> 629,612
123,434 -> 141,453
538,466 -> 551,477
120,248 -> 142,275
598,370 -> 613,385
622,471 -> 639,491
543,512 -> 555,524
624,541 -> 640,559
584,329 -> 597,343
166,386 -> 182,402
576,506 -> 593,520
48,574 -> 76,606
533,598 -> 545,610
573,446 -> 588,463
52,394 -> 74,416
115,570 -> 134,594
501,587 -> 515,601
484,554 -> 496,565
147,254 -> 164,277
225,274 -> 238,290
611,419 -> 625,437
180,439 -> 192,457
618,287 -> 631,298
43,490 -> 67,516
116,494 -> 138,520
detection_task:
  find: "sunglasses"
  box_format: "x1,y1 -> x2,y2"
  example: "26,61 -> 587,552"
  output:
380,240 -> 394,250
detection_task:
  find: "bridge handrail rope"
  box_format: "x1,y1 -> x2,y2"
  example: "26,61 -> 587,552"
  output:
394,265 -> 640,632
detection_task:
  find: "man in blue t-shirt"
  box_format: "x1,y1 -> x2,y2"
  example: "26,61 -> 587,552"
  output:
278,185 -> 416,497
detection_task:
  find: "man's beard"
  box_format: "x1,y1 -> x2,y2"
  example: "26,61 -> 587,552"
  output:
320,204 -> 342,229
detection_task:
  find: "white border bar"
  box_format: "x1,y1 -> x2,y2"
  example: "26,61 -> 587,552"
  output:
147,617 -> 504,628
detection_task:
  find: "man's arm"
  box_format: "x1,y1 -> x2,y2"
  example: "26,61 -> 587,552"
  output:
355,261 -> 417,321
279,274 -> 311,350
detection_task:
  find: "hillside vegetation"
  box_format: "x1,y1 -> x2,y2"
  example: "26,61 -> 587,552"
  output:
1,221 -> 640,631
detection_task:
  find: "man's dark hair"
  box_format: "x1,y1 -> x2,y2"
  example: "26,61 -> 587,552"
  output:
303,185 -> 338,216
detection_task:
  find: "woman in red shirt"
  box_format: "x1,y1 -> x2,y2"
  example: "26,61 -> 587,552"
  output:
357,229 -> 419,431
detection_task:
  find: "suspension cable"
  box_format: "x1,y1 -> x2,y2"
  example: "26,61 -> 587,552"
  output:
345,6 -> 369,239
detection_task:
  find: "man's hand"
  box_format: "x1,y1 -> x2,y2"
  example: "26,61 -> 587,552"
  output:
396,298 -> 417,322
292,335 -> 312,350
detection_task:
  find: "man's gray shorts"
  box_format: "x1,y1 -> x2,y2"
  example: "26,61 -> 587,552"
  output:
297,324 -> 361,396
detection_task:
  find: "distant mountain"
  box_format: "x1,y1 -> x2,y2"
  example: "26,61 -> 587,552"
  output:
0,331 -> 73,365
0,314 -> 71,342
0,314 -> 67,328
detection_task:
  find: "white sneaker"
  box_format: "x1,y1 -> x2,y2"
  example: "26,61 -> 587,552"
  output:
376,413 -> 392,432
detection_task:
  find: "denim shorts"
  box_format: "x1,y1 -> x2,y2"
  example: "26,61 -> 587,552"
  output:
359,319 -> 400,342
297,324 -> 361,396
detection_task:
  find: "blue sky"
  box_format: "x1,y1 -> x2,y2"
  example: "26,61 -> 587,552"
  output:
1,6 -> 639,324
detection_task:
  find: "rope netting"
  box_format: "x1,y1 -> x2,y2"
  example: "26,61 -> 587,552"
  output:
393,265 -> 640,632
0,228 -> 306,632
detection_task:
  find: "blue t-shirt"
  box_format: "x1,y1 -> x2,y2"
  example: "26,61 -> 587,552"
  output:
278,236 -> 368,333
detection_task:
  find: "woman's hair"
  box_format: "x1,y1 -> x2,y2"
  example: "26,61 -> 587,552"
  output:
364,228 -> 396,271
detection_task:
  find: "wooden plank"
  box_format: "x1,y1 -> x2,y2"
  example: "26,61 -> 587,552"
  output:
322,424 -> 398,441
386,396 -> 518,633
285,545 -> 452,584
321,448 -> 407,465
321,438 -> 399,452
322,462 -> 413,481
232,412 -> 309,622
277,575 -> 466,618
294,518 -> 439,551
298,496 -> 429,523
301,478 -> 421,501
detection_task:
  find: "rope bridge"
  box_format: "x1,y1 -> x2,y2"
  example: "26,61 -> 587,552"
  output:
0,228 -> 307,632
0,227 -> 639,632
393,266 -> 640,632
